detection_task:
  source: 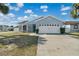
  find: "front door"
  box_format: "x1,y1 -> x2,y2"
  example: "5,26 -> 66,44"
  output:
23,25 -> 26,32
33,24 -> 36,32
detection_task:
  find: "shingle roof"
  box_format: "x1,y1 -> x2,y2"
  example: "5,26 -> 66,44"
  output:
64,21 -> 79,25
18,20 -> 28,24
30,15 -> 63,23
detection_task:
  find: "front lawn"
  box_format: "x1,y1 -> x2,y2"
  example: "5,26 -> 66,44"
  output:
0,32 -> 38,56
69,32 -> 79,39
70,32 -> 79,36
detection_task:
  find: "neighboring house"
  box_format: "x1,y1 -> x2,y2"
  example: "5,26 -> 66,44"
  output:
8,26 -> 14,31
0,25 -> 15,32
18,16 -> 65,33
0,25 -> 9,32
64,21 -> 79,32
18,21 -> 28,32
14,26 -> 19,32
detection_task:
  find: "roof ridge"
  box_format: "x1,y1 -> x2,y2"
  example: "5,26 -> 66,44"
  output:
29,16 -> 45,23
33,15 -> 63,23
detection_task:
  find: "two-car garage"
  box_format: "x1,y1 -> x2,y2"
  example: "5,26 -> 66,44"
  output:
39,26 -> 61,33
33,16 -> 65,34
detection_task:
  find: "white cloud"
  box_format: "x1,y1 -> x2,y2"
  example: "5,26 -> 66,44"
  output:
7,13 -> 15,17
25,9 -> 33,14
40,5 -> 48,12
9,6 -> 20,11
24,16 -> 28,19
9,6 -> 15,10
17,3 -> 24,8
61,12 -> 67,15
43,9 -> 48,12
18,14 -> 38,22
30,14 -> 38,17
5,3 -> 20,11
40,5 -> 48,9
0,13 -> 4,17
17,16 -> 28,21
5,3 -> 10,6
14,7 -> 20,11
0,13 -> 18,25
61,5 -> 71,11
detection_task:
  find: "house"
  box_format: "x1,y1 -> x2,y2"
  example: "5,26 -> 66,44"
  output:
18,15 -> 79,34
18,21 -> 28,32
0,25 -> 16,32
14,26 -> 19,32
0,25 -> 9,32
8,26 -> 14,31
64,21 -> 79,32
18,16 -> 65,33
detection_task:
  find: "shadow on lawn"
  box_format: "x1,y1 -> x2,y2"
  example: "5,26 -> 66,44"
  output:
38,37 -> 47,45
0,35 -> 38,48
70,35 -> 79,39
0,34 -> 47,56
0,34 -> 47,47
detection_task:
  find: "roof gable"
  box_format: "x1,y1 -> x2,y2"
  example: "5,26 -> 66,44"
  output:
33,15 -> 63,23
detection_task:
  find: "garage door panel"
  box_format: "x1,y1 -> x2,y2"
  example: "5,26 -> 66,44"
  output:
39,26 -> 60,33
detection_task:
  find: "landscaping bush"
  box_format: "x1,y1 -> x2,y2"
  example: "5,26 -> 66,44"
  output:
35,29 -> 39,34
60,27 -> 65,34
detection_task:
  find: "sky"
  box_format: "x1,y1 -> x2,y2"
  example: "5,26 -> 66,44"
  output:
0,3 -> 78,26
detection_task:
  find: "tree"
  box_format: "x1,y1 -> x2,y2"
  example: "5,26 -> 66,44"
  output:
0,3 -> 9,14
71,3 -> 79,19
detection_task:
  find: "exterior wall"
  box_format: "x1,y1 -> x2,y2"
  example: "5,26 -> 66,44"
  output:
18,16 -> 64,33
18,22 -> 28,32
70,24 -> 79,32
65,28 -> 70,33
0,25 -> 9,32
14,28 -> 19,32
35,17 -> 64,30
18,24 -> 23,32
28,24 -> 34,32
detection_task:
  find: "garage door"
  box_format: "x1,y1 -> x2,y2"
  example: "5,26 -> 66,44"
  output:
39,26 -> 60,33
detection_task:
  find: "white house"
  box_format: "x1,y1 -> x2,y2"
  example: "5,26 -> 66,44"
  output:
18,16 -> 65,33
0,25 -> 9,32
18,21 -> 28,32
14,26 -> 19,32
18,15 -> 79,34
64,21 -> 79,32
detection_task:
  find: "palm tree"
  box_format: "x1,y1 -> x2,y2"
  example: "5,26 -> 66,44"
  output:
71,9 -> 77,19
0,3 -> 9,14
71,3 -> 79,19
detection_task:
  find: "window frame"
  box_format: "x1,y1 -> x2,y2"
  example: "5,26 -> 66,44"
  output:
74,24 -> 78,29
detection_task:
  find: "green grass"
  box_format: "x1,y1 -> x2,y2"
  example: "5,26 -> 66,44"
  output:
70,32 -> 79,36
69,32 -> 79,39
0,32 -> 38,56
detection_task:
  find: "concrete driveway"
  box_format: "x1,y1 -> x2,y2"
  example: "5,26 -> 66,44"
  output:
37,34 -> 79,56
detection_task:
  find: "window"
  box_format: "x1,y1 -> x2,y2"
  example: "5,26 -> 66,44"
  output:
74,24 -> 78,29
39,24 -> 41,26
47,24 -> 49,26
42,24 -> 43,26
50,24 -> 51,26
52,24 -> 54,26
23,25 -> 27,32
57,24 -> 59,27
45,24 -> 46,26
55,24 -> 56,26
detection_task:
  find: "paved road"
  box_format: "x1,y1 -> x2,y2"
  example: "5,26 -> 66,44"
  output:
37,35 -> 79,56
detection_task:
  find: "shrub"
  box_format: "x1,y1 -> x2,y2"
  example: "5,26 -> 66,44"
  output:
60,27 -> 65,34
35,29 -> 39,34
